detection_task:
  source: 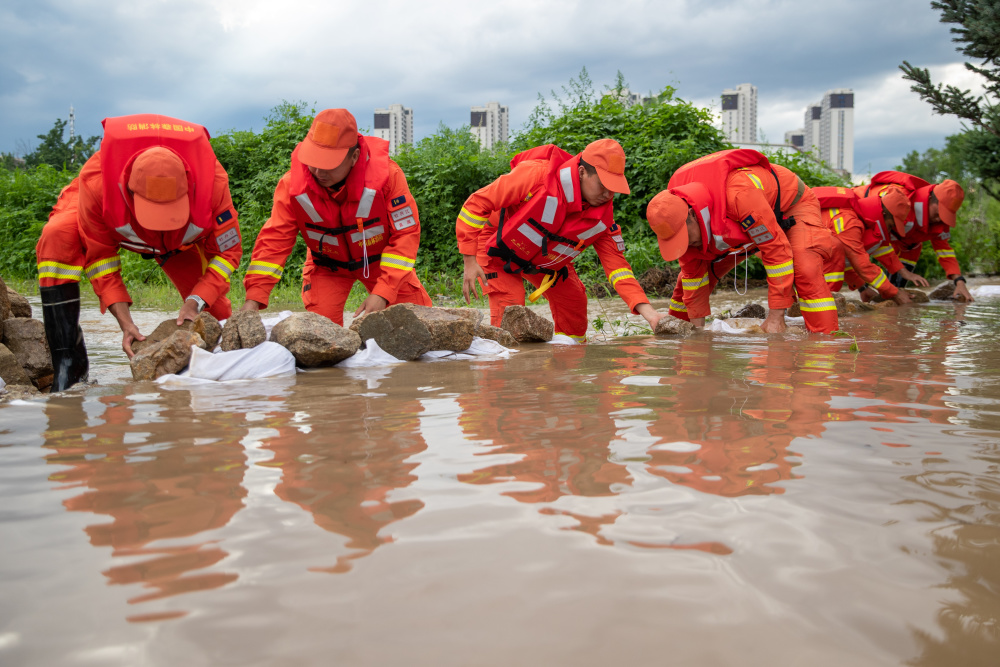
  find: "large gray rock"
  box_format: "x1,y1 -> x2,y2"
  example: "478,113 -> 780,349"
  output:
439,307 -> 485,328
130,330 -> 206,381
272,312 -> 361,367
872,300 -> 899,309
355,304 -> 475,361
220,310 -> 266,351
7,287 -> 31,318
732,302 -> 766,319
131,312 -> 222,355
655,317 -> 695,336
929,281 -> 956,300
1,318 -> 52,386
500,305 -> 554,343
905,289 -> 930,304
474,323 -> 519,348
0,276 -> 10,322
0,343 -> 32,386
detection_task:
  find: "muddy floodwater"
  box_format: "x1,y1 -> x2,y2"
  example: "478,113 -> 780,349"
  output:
2,289 -> 999,666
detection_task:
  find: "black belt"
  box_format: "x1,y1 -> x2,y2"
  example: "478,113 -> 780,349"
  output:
312,252 -> 381,272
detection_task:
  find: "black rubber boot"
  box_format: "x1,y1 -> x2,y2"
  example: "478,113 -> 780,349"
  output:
40,282 -> 89,391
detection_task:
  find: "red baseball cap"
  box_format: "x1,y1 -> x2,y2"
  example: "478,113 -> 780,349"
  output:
299,108 -> 358,170
581,139 -> 630,194
934,179 -> 965,227
646,191 -> 690,261
879,187 -> 910,235
127,147 -> 189,231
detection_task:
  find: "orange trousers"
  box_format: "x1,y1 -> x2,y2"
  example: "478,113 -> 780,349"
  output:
301,259 -> 432,326
35,212 -> 232,320
479,254 -> 588,340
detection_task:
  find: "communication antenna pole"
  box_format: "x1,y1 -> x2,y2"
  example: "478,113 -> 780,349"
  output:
69,106 -> 75,142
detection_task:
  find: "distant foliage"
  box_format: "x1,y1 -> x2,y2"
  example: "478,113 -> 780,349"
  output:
0,165 -> 75,278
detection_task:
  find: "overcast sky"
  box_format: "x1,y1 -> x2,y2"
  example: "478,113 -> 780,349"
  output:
0,0 -> 983,176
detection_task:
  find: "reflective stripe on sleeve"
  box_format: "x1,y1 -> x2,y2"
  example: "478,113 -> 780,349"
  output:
935,249 -> 956,259
458,208 -> 487,229
246,260 -> 284,279
832,216 -> 845,234
381,253 -> 416,271
608,267 -> 635,287
85,256 -> 122,280
799,297 -> 838,312
681,273 -> 709,291
872,245 -> 894,259
901,258 -> 918,269
208,256 -> 235,282
824,271 -> 844,283
37,261 -> 83,281
764,260 -> 794,278
745,172 -> 764,190
870,269 -> 888,289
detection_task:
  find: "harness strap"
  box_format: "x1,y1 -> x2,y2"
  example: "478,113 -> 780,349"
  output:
312,252 -> 383,273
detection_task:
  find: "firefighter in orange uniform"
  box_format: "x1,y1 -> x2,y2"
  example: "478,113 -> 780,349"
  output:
35,114 -> 243,390
814,186 -> 922,305
242,109 -> 431,325
647,149 -> 842,334
856,172 -> 972,301
457,139 -> 661,341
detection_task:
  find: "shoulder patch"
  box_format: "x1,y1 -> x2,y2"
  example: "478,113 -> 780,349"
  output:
216,209 -> 233,225
740,214 -> 755,231
390,195 -> 406,207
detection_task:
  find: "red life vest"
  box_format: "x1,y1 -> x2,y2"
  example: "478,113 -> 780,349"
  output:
287,135 -> 392,271
667,149 -> 781,260
99,114 -> 218,256
814,186 -> 891,254
865,171 -> 934,237
486,145 -> 614,275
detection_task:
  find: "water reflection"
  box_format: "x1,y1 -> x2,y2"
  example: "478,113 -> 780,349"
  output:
42,389 -> 248,621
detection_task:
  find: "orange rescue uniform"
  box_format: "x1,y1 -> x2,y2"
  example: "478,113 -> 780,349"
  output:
457,148 -> 648,340
244,135 -> 430,325
35,120 -> 242,319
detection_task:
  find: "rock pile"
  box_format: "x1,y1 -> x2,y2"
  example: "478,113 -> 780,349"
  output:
131,312 -> 222,355
353,304 -> 475,360
0,275 -> 49,396
130,331 -> 207,381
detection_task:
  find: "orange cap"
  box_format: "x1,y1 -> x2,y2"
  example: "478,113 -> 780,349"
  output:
581,139 -> 630,194
298,108 -> 358,170
878,188 -> 911,236
933,179 -> 965,227
127,147 -> 189,231
646,191 -> 690,261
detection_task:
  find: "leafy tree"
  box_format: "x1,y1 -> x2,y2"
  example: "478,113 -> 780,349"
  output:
23,118 -> 99,170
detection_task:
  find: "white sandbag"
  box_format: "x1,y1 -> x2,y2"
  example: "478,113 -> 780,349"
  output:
262,310 -> 294,340
420,337 -> 514,362
547,333 -> 580,345
156,342 -> 295,384
336,339 -> 407,368
707,318 -> 762,334
0,377 -> 6,392
971,285 -> 1000,299
784,316 -> 806,325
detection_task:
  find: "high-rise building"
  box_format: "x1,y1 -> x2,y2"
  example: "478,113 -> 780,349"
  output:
373,104 -> 413,155
720,83 -> 758,144
802,102 -> 823,159
784,129 -> 806,149
470,102 -> 509,150
818,89 -> 854,176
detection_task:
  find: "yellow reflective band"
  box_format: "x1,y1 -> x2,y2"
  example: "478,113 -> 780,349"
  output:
764,261 -> 794,277
833,217 -> 845,234
37,261 -> 83,281
208,257 -> 235,281
85,256 -> 122,280
681,273 -> 709,291
669,298 -> 687,312
902,259 -> 917,268
871,270 -> 887,288
555,331 -> 588,342
935,249 -> 956,258
799,298 -> 837,312
608,268 -> 635,286
872,246 -> 894,258
829,207 -> 840,217
458,208 -> 487,229
246,260 -> 284,279
381,253 -> 416,271
745,173 -> 764,190
824,272 -> 844,282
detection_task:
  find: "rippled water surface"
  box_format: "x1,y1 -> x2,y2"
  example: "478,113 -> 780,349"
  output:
2,293 -> 999,666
